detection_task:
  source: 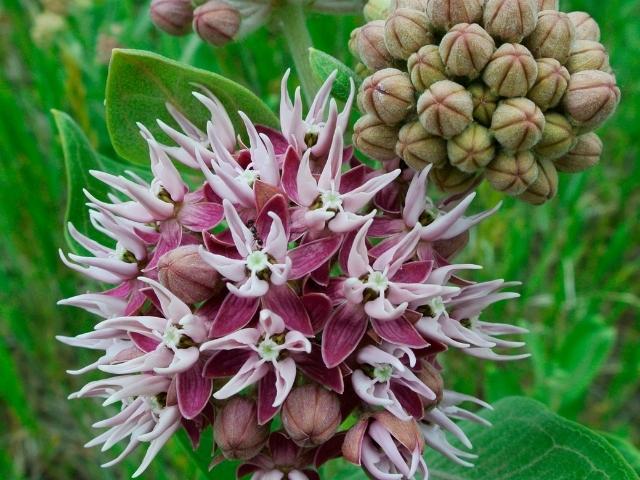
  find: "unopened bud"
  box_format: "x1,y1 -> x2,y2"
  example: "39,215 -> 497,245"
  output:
483,0 -> 539,43
395,0 -> 429,8
469,83 -> 499,126
491,98 -> 545,151
353,114 -> 400,161
486,150 -> 539,195
407,45 -> 447,92
447,123 -> 496,173
355,20 -> 395,71
426,0 -> 484,32
282,384 -> 341,447
525,10 -> 575,64
150,0 -> 193,36
417,80 -> 474,138
518,158 -> 558,204
563,70 -> 620,131
214,398 -> 269,460
384,8 -> 434,60
432,163 -> 478,194
158,245 -> 220,304
567,11 -> 600,42
533,113 -> 577,160
193,0 -> 240,46
566,40 -> 609,74
358,68 -> 416,125
554,132 -> 602,173
396,121 -> 448,170
527,58 -> 570,111
439,23 -> 495,79
416,361 -> 444,410
483,43 -> 538,97
537,0 -> 558,9
364,0 -> 393,21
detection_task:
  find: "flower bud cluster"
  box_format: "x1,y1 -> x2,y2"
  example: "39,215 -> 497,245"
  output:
354,0 -> 620,204
58,72 -> 529,479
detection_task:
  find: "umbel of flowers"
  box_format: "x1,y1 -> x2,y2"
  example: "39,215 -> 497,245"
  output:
351,0 -> 620,204
58,73 -> 529,479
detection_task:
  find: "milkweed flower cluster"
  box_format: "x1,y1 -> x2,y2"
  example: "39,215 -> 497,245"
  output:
58,72 -> 529,479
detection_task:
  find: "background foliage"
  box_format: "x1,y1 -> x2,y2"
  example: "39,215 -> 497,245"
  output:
0,0 -> 638,478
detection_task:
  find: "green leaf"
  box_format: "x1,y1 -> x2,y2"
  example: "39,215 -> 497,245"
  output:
599,432 -> 640,475
105,49 -> 279,165
320,397 -> 638,480
176,429 -> 238,479
426,397 -> 638,480
54,110 -> 151,253
308,48 -> 358,102
54,109 -> 115,253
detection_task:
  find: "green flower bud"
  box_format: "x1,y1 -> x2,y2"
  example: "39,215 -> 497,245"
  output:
526,58 -> 570,111
567,11 -> 600,42
431,163 -> 479,194
486,150 -> 539,195
439,23 -> 495,79
407,45 -> 447,92
364,0 -> 393,21
518,158 -> 558,204
397,121 -> 449,170
533,113 -> 577,160
355,20 -> 395,71
525,10 -> 575,63
469,83 -> 499,126
482,43 -> 538,97
563,70 -> 620,131
491,98 -> 545,151
447,123 -> 496,173
426,0 -> 484,32
566,40 -> 610,74
553,132 -> 602,173
417,80 -> 474,138
483,0 -> 539,43
358,68 -> 416,125
384,8 -> 434,60
353,114 -> 400,161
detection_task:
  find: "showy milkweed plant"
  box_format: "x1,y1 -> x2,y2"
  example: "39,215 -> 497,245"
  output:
58,72 -> 529,478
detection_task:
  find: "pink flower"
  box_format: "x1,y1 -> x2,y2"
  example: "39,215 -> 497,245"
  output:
370,165 -> 500,262
201,310 -> 311,410
283,128 -> 400,234
279,69 -> 354,158
352,342 -> 436,421
322,219 -> 457,367
70,374 -> 181,477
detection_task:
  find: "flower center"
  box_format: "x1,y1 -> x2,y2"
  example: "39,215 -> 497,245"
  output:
367,271 -> 389,293
246,250 -> 270,273
373,364 -> 394,382
428,296 -> 446,317
320,189 -> 343,212
146,393 -> 167,414
304,127 -> 319,148
239,168 -> 259,186
162,324 -> 182,349
258,337 -> 280,361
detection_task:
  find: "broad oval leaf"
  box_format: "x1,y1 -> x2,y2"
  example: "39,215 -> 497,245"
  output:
105,49 -> 279,165
309,48 -> 359,103
320,396 -> 638,480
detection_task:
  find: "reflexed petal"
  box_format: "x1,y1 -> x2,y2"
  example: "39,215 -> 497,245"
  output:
176,363 -> 213,419
321,302 -> 368,368
288,236 -> 342,280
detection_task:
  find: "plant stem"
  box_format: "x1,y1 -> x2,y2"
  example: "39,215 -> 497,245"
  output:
276,2 -> 318,105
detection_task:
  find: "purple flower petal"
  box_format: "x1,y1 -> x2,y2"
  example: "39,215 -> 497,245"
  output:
263,284 -> 314,336
257,369 -> 279,425
202,349 -> 253,378
209,294 -> 259,337
371,316 -> 428,348
176,362 -> 213,419
292,344 -> 344,393
178,202 -> 223,232
129,332 -> 159,353
255,194 -> 290,243
390,382 -> 424,419
321,302 -> 368,368
391,260 -> 433,284
255,125 -> 290,155
288,236 -> 342,280
281,146 -> 301,204
302,292 -> 332,333
339,164 -> 367,194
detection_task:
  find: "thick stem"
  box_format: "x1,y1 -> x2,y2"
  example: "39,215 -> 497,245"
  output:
276,2 -> 319,104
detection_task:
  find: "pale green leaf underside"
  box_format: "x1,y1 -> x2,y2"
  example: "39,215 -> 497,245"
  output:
308,47 -> 359,103
105,49 -> 279,165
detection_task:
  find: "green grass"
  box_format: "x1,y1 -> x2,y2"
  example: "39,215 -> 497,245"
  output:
0,0 -> 638,478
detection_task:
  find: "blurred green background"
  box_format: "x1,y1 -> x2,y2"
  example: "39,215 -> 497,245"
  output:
0,0 -> 638,478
